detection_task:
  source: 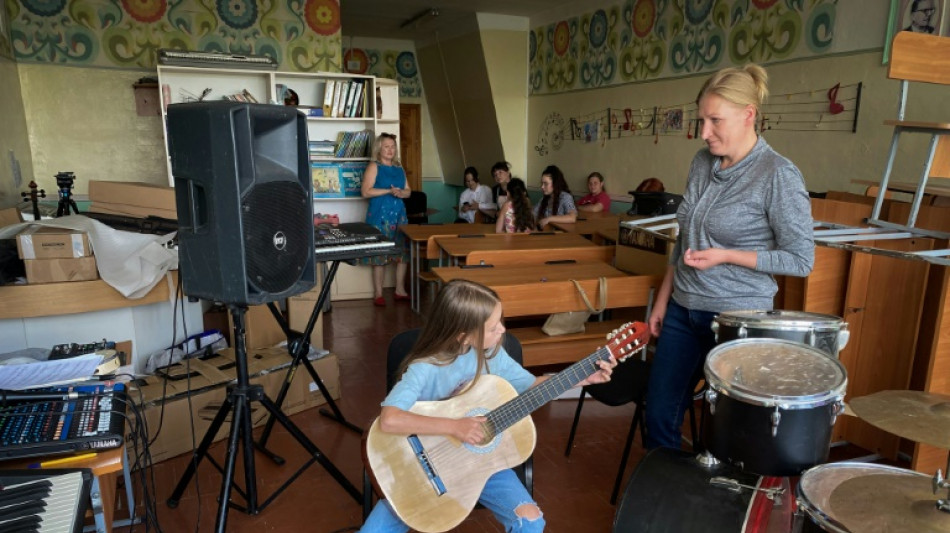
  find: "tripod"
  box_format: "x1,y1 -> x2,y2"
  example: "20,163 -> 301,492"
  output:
167,305 -> 361,533
55,172 -> 79,217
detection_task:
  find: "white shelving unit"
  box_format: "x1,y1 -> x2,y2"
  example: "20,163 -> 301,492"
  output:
157,65 -> 401,300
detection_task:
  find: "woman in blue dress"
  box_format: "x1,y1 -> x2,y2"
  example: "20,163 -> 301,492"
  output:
361,133 -> 411,307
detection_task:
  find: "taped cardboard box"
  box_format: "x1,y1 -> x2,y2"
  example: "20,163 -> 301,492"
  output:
16,226 -> 92,259
615,222 -> 676,276
131,346 -> 339,463
88,180 -> 177,213
0,207 -> 23,228
25,256 -> 99,284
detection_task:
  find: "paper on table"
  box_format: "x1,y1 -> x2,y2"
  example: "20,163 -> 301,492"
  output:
0,354 -> 104,390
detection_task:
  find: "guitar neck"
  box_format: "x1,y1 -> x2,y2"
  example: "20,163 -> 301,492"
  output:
486,347 -> 611,436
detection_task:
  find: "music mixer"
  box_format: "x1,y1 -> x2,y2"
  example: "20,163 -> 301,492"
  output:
0,469 -> 92,533
313,222 -> 396,262
0,383 -> 127,460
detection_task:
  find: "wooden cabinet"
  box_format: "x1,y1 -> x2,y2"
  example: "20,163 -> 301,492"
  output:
156,66 -> 401,300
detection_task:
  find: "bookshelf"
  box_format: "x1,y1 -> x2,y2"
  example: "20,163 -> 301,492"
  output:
156,65 -> 401,300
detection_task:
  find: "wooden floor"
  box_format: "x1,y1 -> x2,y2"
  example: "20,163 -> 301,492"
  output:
122,289 -> 890,533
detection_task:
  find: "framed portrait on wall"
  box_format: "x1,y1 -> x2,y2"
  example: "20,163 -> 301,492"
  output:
885,0 -> 948,63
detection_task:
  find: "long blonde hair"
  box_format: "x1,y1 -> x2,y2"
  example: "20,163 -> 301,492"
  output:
372,132 -> 402,166
396,280 -> 502,385
696,64 -> 769,114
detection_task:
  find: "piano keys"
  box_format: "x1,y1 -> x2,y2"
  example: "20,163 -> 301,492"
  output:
0,469 -> 91,533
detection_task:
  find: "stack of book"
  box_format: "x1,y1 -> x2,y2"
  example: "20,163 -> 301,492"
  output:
322,79 -> 367,118
334,130 -> 372,158
309,140 -> 337,161
311,161 -> 368,198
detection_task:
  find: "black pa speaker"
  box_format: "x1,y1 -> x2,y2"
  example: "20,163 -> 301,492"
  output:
167,101 -> 315,305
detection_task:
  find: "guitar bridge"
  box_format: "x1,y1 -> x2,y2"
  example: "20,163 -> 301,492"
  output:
408,435 -> 446,496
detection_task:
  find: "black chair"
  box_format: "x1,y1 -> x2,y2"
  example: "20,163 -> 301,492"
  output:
402,191 -> 428,224
362,329 -> 533,519
564,358 -> 651,505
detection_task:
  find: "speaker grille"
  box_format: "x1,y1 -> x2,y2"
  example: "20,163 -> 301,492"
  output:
243,181 -> 311,294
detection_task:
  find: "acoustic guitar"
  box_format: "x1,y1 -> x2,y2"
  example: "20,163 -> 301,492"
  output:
365,321 -> 650,532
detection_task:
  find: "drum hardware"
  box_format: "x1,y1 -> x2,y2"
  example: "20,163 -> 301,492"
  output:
933,469 -> 950,512
709,476 -> 786,501
695,450 -> 720,467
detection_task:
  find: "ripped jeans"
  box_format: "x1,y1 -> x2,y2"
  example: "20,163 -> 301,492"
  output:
360,468 -> 544,532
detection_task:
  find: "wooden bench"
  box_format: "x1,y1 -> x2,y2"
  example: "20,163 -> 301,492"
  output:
508,319 -> 639,367
467,246 -> 614,267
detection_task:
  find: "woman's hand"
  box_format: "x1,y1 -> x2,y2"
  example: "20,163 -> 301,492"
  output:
391,186 -> 409,199
538,217 -> 550,229
577,358 -> 616,387
648,305 -> 665,338
452,416 -> 489,445
683,248 -> 727,270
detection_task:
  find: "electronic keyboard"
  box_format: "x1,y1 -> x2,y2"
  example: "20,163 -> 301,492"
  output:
0,469 -> 92,533
313,222 -> 397,262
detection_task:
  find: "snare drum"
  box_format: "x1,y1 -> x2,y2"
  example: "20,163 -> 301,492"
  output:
797,462 -> 950,532
613,447 -> 791,532
713,310 -> 849,358
704,338 -> 848,477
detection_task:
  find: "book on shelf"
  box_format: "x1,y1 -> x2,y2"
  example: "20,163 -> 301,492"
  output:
339,161 -> 368,197
322,80 -> 336,116
332,82 -> 346,117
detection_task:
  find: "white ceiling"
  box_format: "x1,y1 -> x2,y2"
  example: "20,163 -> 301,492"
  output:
340,0 -> 578,41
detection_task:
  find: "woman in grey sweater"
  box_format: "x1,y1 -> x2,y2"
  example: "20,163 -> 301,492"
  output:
644,64 -> 815,450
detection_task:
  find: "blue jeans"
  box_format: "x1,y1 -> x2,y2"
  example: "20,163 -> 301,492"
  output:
360,468 -> 544,532
645,299 -> 718,450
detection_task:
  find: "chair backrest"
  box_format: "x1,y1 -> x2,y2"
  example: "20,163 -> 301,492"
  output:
584,358 -> 650,406
889,31 -> 950,85
402,191 -> 429,224
386,328 -> 524,391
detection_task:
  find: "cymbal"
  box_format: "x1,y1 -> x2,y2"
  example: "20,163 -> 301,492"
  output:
850,390 -> 950,449
828,474 -> 950,532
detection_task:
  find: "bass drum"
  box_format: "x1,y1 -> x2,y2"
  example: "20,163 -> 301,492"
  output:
796,462 -> 950,532
704,338 -> 848,477
613,447 -> 792,533
713,310 -> 849,358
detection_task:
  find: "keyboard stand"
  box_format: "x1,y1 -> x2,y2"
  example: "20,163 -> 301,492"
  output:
256,259 -> 361,464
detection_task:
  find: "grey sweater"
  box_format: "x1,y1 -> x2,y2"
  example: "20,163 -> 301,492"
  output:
671,136 -> 814,312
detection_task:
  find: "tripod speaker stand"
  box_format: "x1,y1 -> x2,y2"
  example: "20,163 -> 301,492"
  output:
166,305 -> 361,532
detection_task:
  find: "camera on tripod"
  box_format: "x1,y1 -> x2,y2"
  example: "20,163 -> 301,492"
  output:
54,171 -> 80,217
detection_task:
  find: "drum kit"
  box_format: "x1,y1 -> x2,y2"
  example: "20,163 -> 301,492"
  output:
614,310 -> 950,532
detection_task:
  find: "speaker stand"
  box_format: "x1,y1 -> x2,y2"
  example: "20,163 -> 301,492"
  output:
167,305 -> 361,533
256,260 -> 361,465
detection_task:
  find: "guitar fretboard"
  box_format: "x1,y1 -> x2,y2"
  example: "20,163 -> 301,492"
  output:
485,348 -> 611,437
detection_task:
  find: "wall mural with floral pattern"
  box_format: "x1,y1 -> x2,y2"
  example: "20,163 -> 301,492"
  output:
530,0 -> 838,94
343,47 -> 422,98
5,0 -> 342,71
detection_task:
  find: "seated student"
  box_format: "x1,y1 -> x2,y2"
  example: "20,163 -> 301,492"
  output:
456,167 -> 492,223
636,177 -> 665,193
359,279 -> 615,533
480,161 -> 513,221
495,178 -> 535,233
533,165 -> 577,229
576,172 -> 612,213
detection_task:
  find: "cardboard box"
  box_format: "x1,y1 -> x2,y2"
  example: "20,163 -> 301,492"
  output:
615,222 -> 676,276
132,347 -> 340,463
229,303 -> 288,350
24,256 -> 99,283
16,227 -> 92,259
88,180 -> 177,213
288,296 -> 324,350
0,207 -> 23,228
88,202 -> 177,221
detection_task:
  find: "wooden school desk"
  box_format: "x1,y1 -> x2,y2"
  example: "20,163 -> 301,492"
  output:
399,223 -> 495,312
434,232 -> 596,266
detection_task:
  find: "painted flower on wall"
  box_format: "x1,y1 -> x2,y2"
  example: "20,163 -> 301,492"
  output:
122,0 -> 167,24
684,0 -> 714,25
216,0 -> 258,30
305,0 -> 341,36
396,51 -> 417,78
553,21 -> 571,56
589,9 -> 609,47
580,8 -> 618,87
21,0 -> 66,18
632,0 -> 656,38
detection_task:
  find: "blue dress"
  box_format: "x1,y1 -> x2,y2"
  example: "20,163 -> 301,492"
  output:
362,162 -> 409,266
